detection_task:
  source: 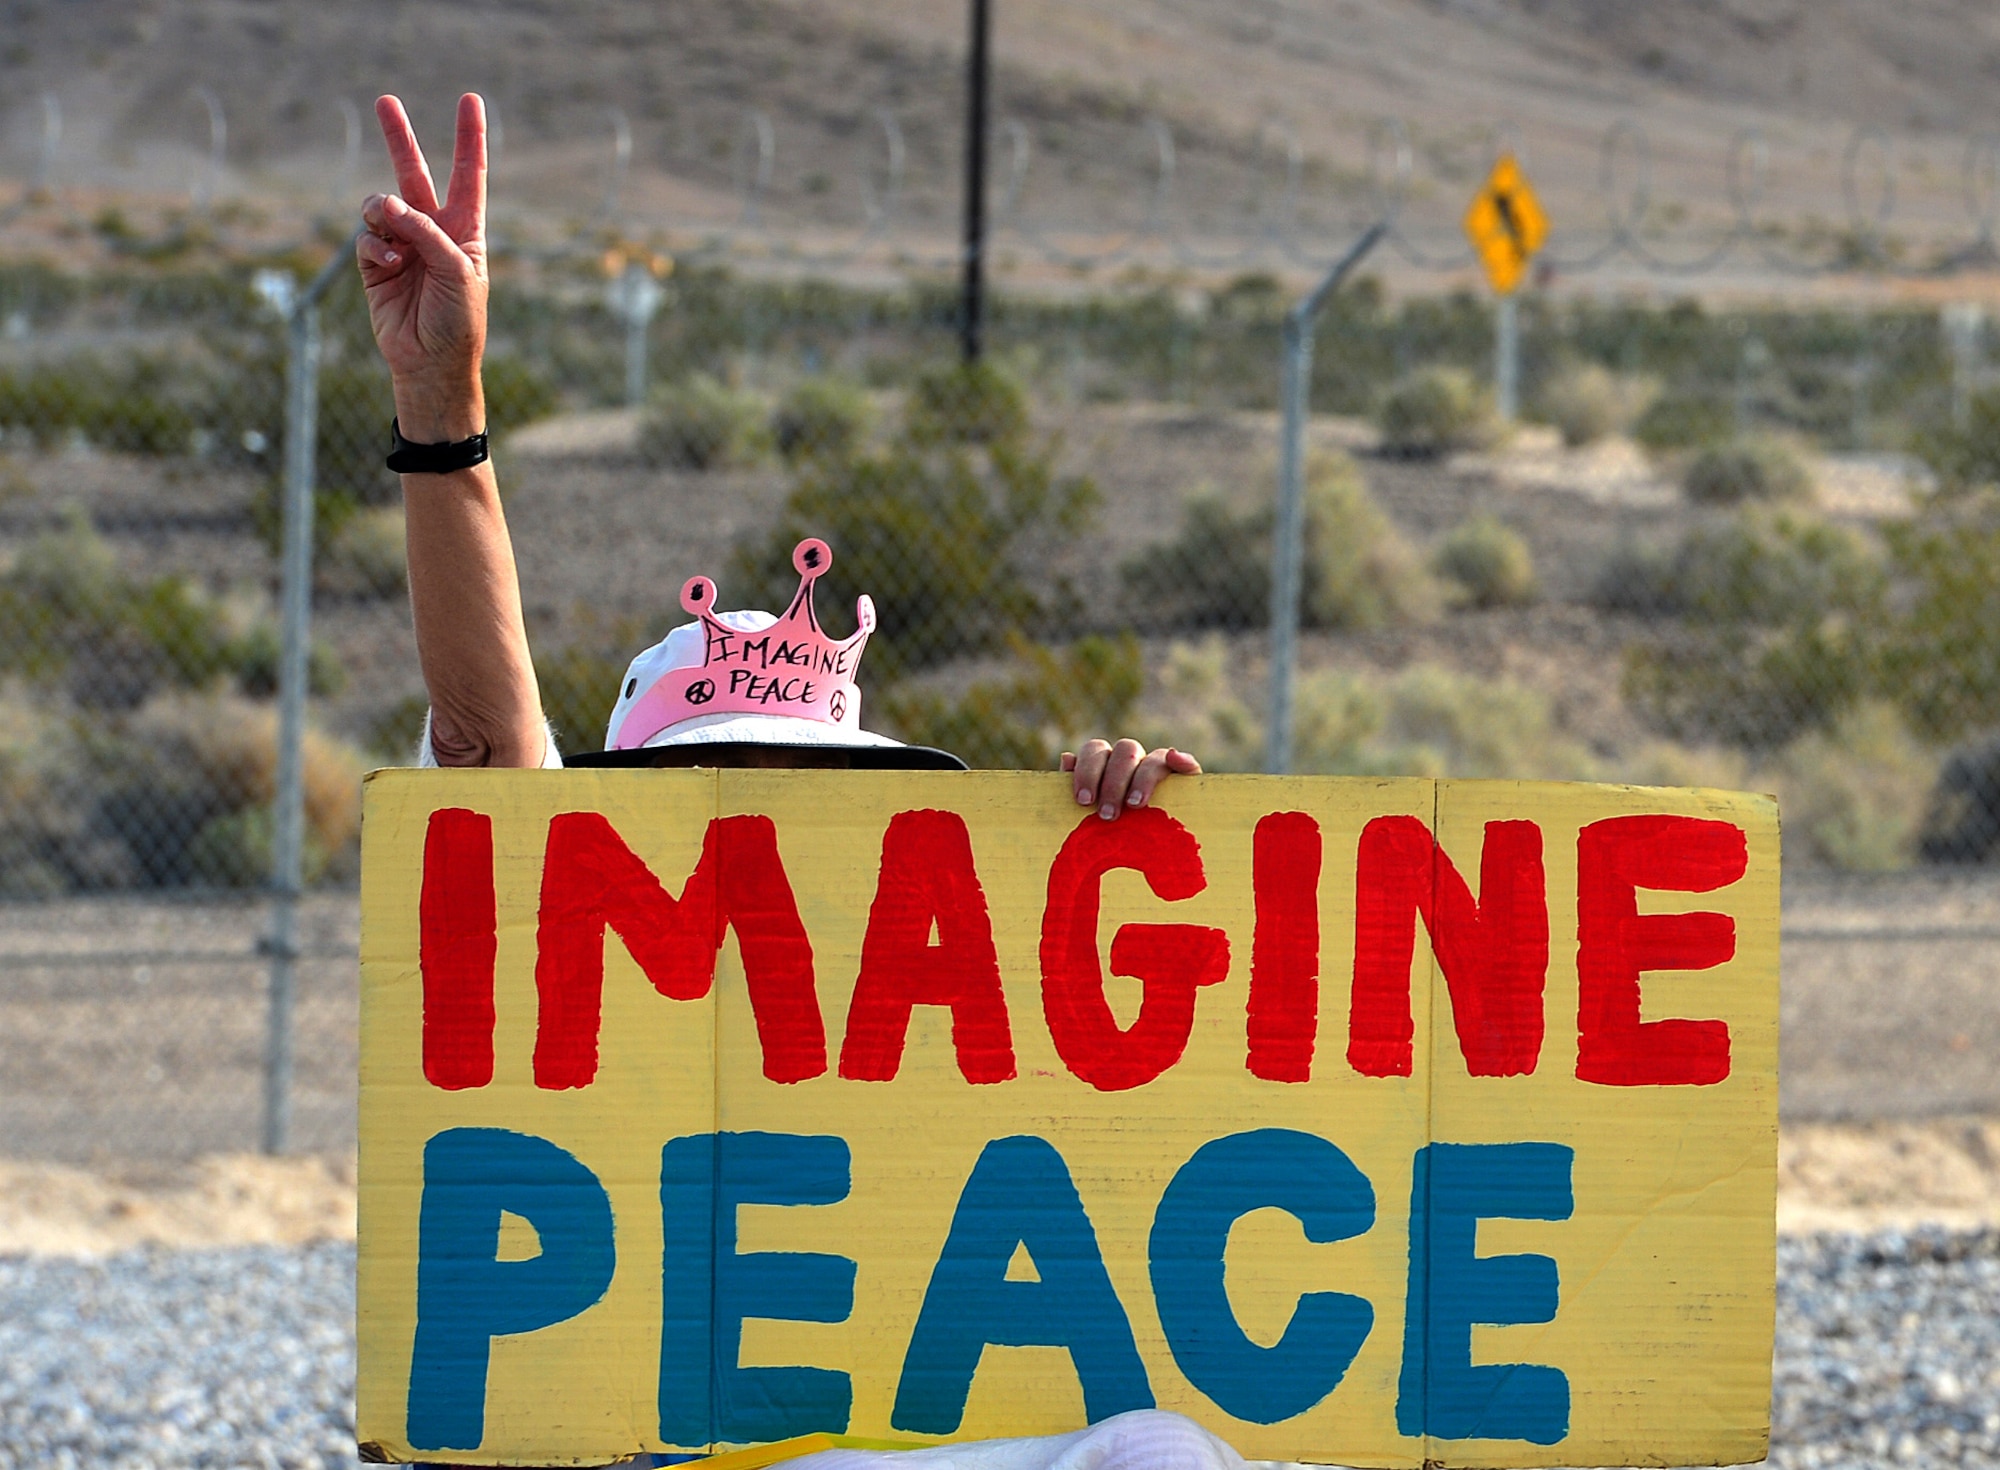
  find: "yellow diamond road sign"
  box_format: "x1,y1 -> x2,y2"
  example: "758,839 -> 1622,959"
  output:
1464,152 -> 1548,295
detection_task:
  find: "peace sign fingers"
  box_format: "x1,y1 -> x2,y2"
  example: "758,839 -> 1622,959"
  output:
440,92 -> 488,238
374,94 -> 442,216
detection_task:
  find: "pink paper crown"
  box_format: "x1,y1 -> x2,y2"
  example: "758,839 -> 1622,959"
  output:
610,538 -> 877,750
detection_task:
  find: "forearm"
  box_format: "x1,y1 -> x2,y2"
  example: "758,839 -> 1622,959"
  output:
398,375 -> 547,769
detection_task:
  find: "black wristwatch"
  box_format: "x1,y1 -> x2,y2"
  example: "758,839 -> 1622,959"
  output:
386,418 -> 490,474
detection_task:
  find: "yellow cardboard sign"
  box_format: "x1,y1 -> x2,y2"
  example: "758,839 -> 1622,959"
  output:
1464,154 -> 1548,295
357,771 -> 1777,1468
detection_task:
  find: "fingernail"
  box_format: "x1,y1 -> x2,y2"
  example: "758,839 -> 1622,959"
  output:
1127,788 -> 1146,807
382,249 -> 399,264
1076,787 -> 1093,806
1099,802 -> 1119,821
385,195 -> 408,216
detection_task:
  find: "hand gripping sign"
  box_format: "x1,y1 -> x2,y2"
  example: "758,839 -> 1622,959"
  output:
356,772 -> 1778,1468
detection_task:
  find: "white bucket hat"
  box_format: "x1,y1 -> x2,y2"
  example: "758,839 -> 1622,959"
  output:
570,538 -> 966,771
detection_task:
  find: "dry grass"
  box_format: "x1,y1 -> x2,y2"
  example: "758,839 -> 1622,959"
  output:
1779,1118 -> 2000,1234
0,1153 -> 356,1257
132,693 -> 365,857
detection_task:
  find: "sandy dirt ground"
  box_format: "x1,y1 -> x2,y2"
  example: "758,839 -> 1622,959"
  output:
0,1119 -> 1990,1257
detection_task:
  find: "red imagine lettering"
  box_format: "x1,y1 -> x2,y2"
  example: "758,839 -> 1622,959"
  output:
533,812 -> 826,1088
1246,811 -> 1322,1082
420,808 -> 498,1090
1348,815 -> 1548,1079
838,809 -> 1016,1084
1575,814 -> 1745,1087
1039,809 -> 1231,1092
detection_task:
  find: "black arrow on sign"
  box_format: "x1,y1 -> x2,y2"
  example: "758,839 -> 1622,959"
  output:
1494,188 -> 1525,260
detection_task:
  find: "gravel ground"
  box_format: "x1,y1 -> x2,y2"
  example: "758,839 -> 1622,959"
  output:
0,1231 -> 1994,1469
0,1242 -> 355,1469
1773,1229 -> 2000,1469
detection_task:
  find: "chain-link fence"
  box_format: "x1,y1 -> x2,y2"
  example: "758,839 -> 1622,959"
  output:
7,197 -> 2000,1159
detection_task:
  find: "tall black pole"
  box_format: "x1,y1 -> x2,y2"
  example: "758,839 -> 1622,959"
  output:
960,0 -> 989,362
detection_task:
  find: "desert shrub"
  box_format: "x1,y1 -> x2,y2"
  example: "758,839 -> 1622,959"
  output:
1917,732 -> 2000,863
639,375 -> 768,470
1374,367 -> 1498,458
1611,507 -> 1885,747
1633,391 -> 1732,452
311,362 -> 397,507
481,355 -> 561,438
1302,453 -> 1443,629
1150,641 -> 1592,779
878,634 -> 1142,770
319,507 -> 407,598
1535,363 -> 1657,447
1624,630 -> 1865,750
1913,386 -> 2000,492
1617,740 -> 1752,793
1770,702 -> 1934,871
1595,508 -> 1883,626
903,359 -> 1029,446
1432,514 -> 1538,609
0,512 -> 241,706
0,356 -> 202,455
1683,436 -> 1814,506
1358,665 -> 1593,778
1876,491 -> 2000,742
0,691 -> 365,891
533,642 -> 630,755
0,692 -> 95,896
368,692 -> 432,765
1120,454 -> 1438,632
772,377 -> 874,461
229,623 -> 348,700
101,693 -> 365,887
1589,537 -> 1683,618
0,511 -> 346,707
1120,493 -> 1271,632
734,404 -> 1097,678
251,474 -> 367,561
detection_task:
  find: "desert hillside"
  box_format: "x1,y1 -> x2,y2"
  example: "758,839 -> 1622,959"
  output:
4,0 -> 2000,279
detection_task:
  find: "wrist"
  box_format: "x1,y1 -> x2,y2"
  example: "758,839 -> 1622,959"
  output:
391,373 -> 486,443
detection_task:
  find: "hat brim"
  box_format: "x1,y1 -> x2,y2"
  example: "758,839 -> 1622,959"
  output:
567,742 -> 969,771
627,711 -> 907,750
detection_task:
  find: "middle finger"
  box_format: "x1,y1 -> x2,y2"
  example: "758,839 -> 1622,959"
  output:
1094,739 -> 1146,820
1071,739 -> 1113,808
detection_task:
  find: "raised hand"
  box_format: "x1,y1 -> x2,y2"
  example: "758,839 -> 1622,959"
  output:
357,93 -> 489,442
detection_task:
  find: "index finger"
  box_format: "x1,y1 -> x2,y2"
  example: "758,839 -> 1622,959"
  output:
374,94 -> 442,214
443,92 -> 487,224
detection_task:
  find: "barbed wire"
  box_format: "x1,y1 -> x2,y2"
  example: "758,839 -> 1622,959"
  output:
11,87 -> 2000,284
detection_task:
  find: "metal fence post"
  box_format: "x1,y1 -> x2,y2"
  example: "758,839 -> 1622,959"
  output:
610,260 -> 665,409
34,92 -> 60,195
1267,222 -> 1385,775
1944,302 -> 1983,432
264,243 -> 356,1155
191,86 -> 227,217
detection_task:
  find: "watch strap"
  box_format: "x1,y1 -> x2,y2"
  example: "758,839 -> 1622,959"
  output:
386,417 -> 490,474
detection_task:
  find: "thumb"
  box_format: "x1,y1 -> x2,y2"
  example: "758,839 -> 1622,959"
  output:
379,196 -> 471,275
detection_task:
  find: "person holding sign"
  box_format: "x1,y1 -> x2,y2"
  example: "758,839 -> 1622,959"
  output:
356,93 -> 1244,1470
354,92 -> 1194,819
